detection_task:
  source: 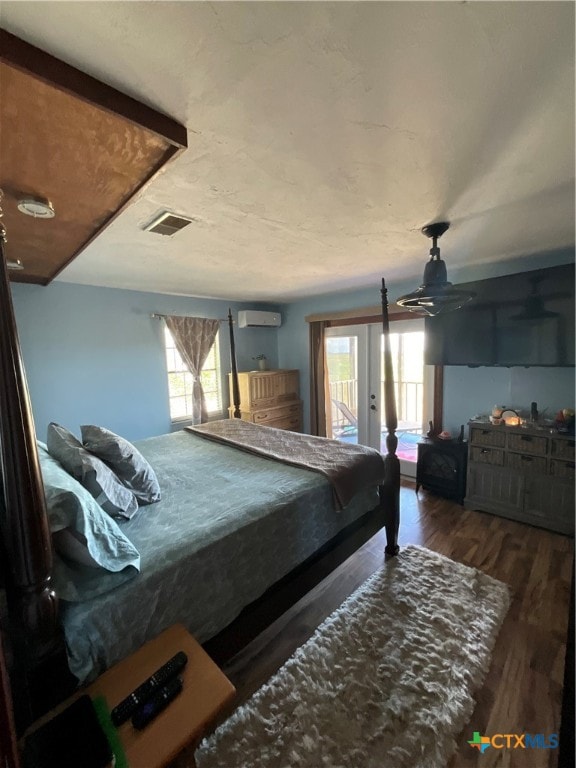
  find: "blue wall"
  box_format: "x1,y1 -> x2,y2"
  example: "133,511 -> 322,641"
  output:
12,282 -> 281,442
11,246 -> 575,444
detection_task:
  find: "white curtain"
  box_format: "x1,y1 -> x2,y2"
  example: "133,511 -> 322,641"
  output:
164,316 -> 219,424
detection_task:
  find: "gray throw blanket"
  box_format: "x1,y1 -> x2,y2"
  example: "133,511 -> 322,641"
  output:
187,419 -> 385,510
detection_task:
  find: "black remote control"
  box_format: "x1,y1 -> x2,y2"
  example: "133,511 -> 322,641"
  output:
111,651 -> 187,726
131,676 -> 183,730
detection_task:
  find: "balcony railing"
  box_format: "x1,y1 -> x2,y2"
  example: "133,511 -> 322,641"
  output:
329,378 -> 423,433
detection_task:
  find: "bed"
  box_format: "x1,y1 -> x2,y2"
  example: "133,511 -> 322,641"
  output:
0,216 -> 401,727
52,427 -> 383,684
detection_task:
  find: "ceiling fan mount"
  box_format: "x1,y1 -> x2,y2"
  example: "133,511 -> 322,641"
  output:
421,221 -> 450,240
395,220 -> 476,316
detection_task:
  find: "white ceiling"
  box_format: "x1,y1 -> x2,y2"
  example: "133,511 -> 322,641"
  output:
1,1 -> 574,302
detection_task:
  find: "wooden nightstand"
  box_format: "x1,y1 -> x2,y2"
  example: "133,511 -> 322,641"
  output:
24,624 -> 235,768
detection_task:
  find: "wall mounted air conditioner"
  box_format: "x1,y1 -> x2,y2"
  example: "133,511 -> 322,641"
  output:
238,310 -> 282,328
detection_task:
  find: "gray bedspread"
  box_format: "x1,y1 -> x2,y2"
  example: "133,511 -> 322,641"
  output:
188,419 -> 385,509
61,430 -> 380,683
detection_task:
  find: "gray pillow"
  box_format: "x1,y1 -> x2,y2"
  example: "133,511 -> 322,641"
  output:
81,424 -> 161,506
37,443 -> 140,601
47,423 -> 138,520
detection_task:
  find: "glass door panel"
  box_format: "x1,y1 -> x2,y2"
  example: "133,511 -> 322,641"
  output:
379,319 -> 429,477
325,325 -> 368,446
326,319 -> 431,479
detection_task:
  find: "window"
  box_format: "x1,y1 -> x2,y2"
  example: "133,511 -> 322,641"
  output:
164,327 -> 222,420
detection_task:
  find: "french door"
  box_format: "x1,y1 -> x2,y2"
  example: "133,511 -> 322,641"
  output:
325,319 -> 432,477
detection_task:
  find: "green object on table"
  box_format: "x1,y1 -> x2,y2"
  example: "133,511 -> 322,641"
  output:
92,695 -> 129,768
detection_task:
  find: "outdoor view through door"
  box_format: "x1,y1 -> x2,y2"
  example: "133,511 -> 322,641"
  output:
326,319 -> 431,477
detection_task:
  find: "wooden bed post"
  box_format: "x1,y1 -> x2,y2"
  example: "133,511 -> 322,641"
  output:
380,279 -> 400,556
228,309 -> 241,418
0,220 -> 73,727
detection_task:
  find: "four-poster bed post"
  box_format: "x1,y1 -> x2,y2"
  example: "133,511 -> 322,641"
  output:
228,309 -> 241,418
0,222 -> 74,729
379,278 -> 400,556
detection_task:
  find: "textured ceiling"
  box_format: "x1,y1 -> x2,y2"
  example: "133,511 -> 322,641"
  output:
1,1 -> 574,302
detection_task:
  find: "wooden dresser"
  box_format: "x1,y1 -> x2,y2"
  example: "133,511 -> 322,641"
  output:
464,421 -> 574,535
228,369 -> 303,432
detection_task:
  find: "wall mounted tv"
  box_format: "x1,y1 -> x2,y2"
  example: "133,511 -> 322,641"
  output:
425,262 -> 575,367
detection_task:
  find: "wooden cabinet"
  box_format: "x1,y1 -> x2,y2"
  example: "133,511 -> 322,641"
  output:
464,422 -> 574,535
228,370 -> 303,432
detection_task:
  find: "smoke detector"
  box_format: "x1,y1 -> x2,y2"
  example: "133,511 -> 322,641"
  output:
143,211 -> 195,237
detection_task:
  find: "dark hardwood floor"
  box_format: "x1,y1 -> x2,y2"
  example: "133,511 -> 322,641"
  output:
199,480 -> 574,768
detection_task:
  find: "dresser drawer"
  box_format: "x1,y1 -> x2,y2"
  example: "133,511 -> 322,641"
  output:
551,438 -> 575,461
253,402 -> 302,424
275,393 -> 299,404
506,452 -> 547,474
266,415 -> 302,432
250,395 -> 281,409
549,459 -> 575,480
253,409 -> 276,423
507,432 -> 548,457
470,427 -> 506,448
470,446 -> 504,466
252,393 -> 299,408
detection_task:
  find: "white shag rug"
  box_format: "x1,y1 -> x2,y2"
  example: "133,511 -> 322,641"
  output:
195,545 -> 510,768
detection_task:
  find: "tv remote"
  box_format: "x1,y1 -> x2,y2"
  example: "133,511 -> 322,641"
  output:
111,651 -> 187,726
131,676 -> 183,730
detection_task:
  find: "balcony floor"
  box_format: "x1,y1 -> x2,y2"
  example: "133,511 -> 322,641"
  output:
335,429 -> 421,463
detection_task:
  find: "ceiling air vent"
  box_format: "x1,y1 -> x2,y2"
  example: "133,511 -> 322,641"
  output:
143,211 -> 195,237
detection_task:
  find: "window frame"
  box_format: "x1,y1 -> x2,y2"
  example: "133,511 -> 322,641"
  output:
163,326 -> 223,423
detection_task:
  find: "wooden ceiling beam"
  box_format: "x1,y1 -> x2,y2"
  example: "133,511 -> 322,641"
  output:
0,29 -> 187,148
0,29 -> 188,284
